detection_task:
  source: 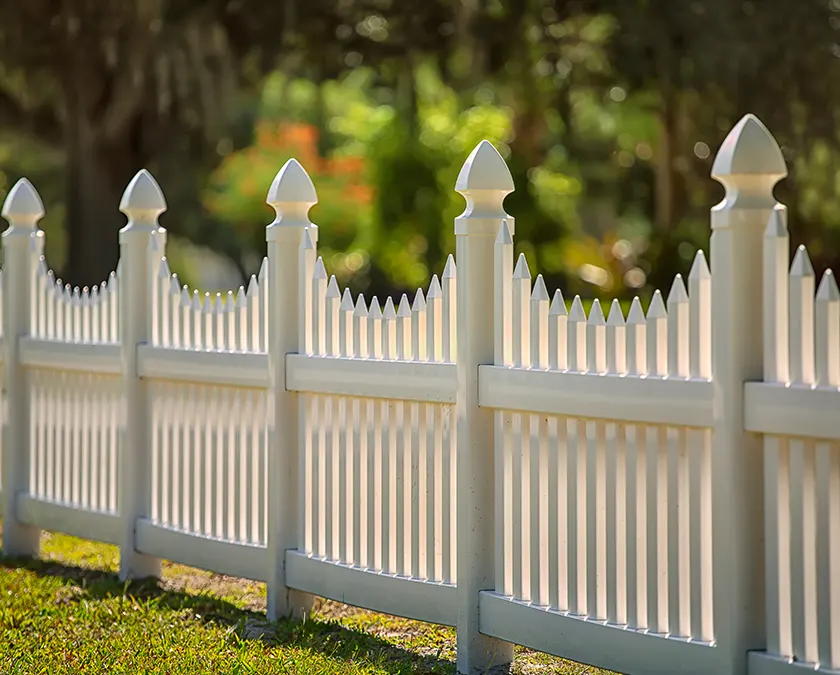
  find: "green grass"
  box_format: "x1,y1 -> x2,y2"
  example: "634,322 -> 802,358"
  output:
0,525 -> 610,674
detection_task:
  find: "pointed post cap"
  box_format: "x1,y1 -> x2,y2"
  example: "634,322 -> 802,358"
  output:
456,140 -> 514,192
711,114 -> 787,181
455,140 -> 515,236
266,158 -> 318,236
2,178 -> 45,230
119,170 -> 167,233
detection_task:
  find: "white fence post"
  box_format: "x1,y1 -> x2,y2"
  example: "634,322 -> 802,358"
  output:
454,141 -> 515,675
1,179 -> 44,556
118,170 -> 166,580
709,114 -> 785,673
265,158 -> 315,620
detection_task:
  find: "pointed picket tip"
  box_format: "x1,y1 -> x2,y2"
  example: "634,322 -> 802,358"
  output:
397,294 -> 412,317
627,297 -> 646,325
569,295 -> 586,322
531,275 -> 549,302
455,140 -> 515,194
235,286 -> 247,307
180,287 -> 191,307
258,257 -> 268,282
817,269 -> 840,302
428,274 -> 442,299
765,208 -> 788,239
226,289 -> 235,308
647,290 -> 667,319
549,289 -> 567,316
2,178 -> 45,221
158,257 -> 171,279
588,298 -> 606,325
169,274 -> 181,294
314,257 -> 328,280
513,253 -> 531,280
266,158 -> 318,206
325,275 -> 341,299
413,288 -> 427,311
191,290 -> 202,310
213,293 -> 224,311
443,254 -> 457,279
790,245 -> 815,278
607,299 -> 625,326
369,296 -> 383,319
711,114 -> 786,180
383,296 -> 397,320
668,274 -> 689,305
689,250 -> 711,281
301,227 -> 315,251
495,220 -> 513,246
354,294 -> 369,317
246,274 -> 259,297
119,169 -> 167,215
340,287 -> 355,311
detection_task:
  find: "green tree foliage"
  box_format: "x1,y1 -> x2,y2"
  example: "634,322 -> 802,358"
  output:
3,0 -> 840,299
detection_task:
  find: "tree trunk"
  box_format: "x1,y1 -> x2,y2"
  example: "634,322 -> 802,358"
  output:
64,101 -> 143,288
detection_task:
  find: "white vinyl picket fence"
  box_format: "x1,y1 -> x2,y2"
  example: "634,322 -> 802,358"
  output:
1,114 -> 839,675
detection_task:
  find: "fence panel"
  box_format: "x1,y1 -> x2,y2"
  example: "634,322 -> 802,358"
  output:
5,114 -> 836,675
286,259 -> 459,626
748,210 -> 840,675
479,235 -> 717,674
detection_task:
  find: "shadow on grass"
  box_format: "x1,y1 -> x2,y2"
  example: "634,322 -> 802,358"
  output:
0,553 -> 456,674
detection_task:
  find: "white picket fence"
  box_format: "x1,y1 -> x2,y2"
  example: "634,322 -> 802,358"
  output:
1,114 -> 838,675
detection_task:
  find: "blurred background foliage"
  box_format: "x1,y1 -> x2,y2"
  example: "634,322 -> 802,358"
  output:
1,0 -> 840,302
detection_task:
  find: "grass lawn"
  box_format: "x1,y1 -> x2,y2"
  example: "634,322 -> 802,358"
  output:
0,524 -> 610,674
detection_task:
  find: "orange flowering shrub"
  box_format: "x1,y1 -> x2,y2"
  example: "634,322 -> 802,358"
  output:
204,122 -> 373,256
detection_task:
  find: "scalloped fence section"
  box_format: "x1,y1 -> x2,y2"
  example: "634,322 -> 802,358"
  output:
1,117 -> 838,675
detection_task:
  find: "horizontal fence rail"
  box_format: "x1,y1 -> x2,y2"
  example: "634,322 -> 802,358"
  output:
1,115 -> 837,675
